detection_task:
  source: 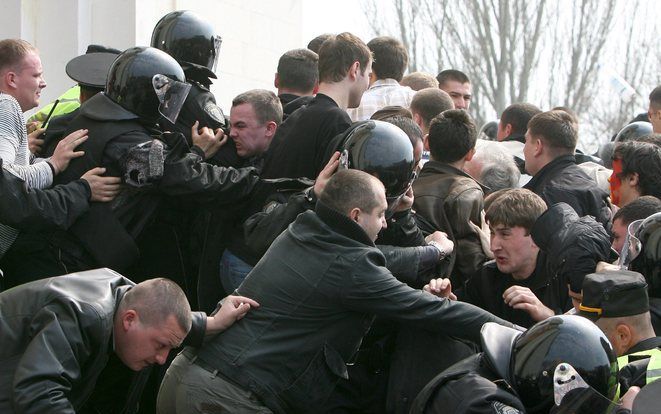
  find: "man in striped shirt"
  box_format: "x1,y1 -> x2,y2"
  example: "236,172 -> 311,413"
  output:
0,39 -> 115,260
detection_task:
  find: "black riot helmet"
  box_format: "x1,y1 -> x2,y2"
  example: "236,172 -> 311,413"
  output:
511,315 -> 617,413
105,47 -> 190,125
629,212 -> 661,298
336,120 -> 416,215
613,121 -> 653,143
151,10 -> 222,77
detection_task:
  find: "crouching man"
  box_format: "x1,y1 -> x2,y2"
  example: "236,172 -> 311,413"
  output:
0,268 -> 256,413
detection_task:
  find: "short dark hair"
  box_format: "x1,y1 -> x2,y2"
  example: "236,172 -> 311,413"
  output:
527,110 -> 577,153
119,278 -> 192,332
371,105 -> 412,121
410,88 -> 454,128
318,32 -> 372,83
307,33 -> 333,54
649,85 -> 661,109
436,69 -> 470,87
400,72 -> 439,91
613,195 -> 661,226
0,39 -> 37,73
501,103 -> 542,135
637,133 -> 661,146
380,115 -> 423,148
613,141 -> 661,199
427,109 -> 477,163
485,188 -> 547,232
367,36 -> 408,81
277,48 -> 319,94
319,169 -> 383,215
232,89 -> 283,125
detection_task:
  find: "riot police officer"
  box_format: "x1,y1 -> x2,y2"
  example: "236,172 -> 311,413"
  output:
410,315 -> 619,414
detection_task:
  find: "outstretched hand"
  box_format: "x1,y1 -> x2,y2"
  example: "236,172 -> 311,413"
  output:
206,295 -> 260,335
81,167 -> 122,202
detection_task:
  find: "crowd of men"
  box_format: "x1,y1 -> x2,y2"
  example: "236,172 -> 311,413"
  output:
1,9 -> 661,414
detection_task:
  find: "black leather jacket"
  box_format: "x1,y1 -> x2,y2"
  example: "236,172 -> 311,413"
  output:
193,202 -> 513,414
0,159 -> 89,231
524,155 -> 612,231
0,268 -> 207,414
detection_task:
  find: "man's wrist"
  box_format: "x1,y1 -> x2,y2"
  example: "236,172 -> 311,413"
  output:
428,240 -> 449,259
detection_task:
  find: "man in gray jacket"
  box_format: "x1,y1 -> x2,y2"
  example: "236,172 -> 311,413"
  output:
157,169 -> 515,414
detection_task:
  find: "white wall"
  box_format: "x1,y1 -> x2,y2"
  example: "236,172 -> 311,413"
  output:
1,0 -> 305,114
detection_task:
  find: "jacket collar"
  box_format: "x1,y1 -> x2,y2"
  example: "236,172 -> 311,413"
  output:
531,202 -> 579,252
503,132 -> 526,144
524,154 -> 577,190
80,92 -> 141,122
627,336 -> 661,354
315,200 -> 375,247
419,160 -> 489,193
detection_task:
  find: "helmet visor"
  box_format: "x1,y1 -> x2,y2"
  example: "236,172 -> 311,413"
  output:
152,74 -> 192,124
551,363 -> 620,414
211,35 -> 222,73
617,219 -> 644,269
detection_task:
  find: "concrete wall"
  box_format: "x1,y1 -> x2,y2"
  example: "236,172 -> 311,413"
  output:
0,0 -> 304,114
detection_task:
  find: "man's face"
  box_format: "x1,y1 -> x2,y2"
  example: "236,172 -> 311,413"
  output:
648,103 -> 661,133
356,182 -> 388,242
348,60 -> 372,109
609,158 -> 638,207
439,80 -> 471,110
611,217 -> 628,254
11,52 -> 47,112
115,313 -> 186,371
490,224 -> 539,280
523,130 -> 541,175
229,103 -> 273,158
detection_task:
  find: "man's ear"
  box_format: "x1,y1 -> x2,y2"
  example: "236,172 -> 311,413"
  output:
347,61 -> 361,81
465,147 -> 476,162
265,121 -> 278,137
615,323 -> 633,349
274,73 -> 280,89
120,309 -> 138,331
627,172 -> 640,188
3,70 -> 17,89
423,134 -> 430,151
504,123 -> 512,137
312,81 -> 319,95
349,207 -> 361,222
533,136 -> 544,157
413,112 -> 424,130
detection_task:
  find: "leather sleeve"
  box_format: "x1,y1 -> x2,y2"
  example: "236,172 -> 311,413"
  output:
183,311 -> 208,348
377,244 -> 439,288
445,187 -> 488,282
340,251 -> 514,344
0,163 -> 90,231
158,150 -> 260,204
11,302 -> 101,414
378,209 -> 426,247
243,191 -> 315,260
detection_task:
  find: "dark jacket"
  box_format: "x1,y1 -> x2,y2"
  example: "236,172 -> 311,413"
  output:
457,254 -> 556,329
0,160 -> 89,231
243,188 -> 439,287
410,323 -> 525,414
193,202 -> 513,414
531,202 -> 612,294
524,155 -> 612,230
0,268 -> 207,414
49,93 -> 259,271
412,161 -> 489,285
